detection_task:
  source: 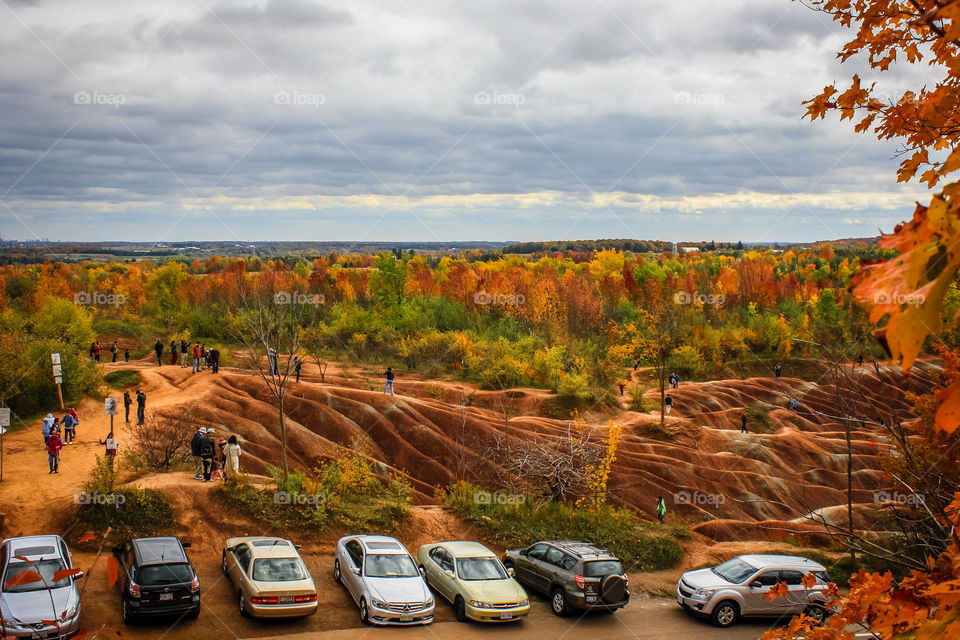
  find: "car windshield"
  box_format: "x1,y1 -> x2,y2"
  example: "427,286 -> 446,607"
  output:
2,559 -> 70,593
252,558 -> 308,582
137,563 -> 194,586
457,557 -> 507,581
584,560 -> 623,577
365,554 -> 418,578
711,558 -> 758,584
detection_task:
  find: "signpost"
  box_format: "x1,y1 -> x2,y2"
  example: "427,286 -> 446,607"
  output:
0,407 -> 9,482
51,353 -> 63,409
105,397 -> 118,439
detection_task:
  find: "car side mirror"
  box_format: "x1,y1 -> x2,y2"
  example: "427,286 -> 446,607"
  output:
295,544 -> 302,550
418,566 -> 426,578
111,544 -> 122,556
444,570 -> 455,579
507,567 -> 515,577
182,542 -> 191,548
519,549 -> 528,557
73,570 -> 85,579
351,567 -> 360,576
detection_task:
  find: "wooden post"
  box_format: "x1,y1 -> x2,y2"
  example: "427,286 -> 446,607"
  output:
0,407 -> 9,482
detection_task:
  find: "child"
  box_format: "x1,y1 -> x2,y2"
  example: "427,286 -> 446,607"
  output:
47,427 -> 63,474
99,431 -> 119,465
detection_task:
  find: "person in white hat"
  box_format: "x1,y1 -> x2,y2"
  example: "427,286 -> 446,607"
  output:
191,426 -> 206,480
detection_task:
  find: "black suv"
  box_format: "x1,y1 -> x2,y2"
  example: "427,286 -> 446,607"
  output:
503,541 -> 629,616
113,536 -> 201,623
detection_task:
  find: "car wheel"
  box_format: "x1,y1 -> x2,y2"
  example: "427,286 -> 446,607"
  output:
359,597 -> 370,624
334,559 -> 342,584
711,600 -> 739,628
239,591 -> 249,618
221,551 -> 228,575
454,596 -> 468,622
551,588 -> 569,617
804,603 -> 827,625
122,597 -> 135,625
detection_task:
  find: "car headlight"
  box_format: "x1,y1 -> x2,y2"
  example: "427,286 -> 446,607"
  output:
518,599 -> 529,607
693,588 -> 715,600
370,598 -> 389,609
468,600 -> 493,608
63,605 -> 78,619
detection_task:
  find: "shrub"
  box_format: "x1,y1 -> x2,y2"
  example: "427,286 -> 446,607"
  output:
628,385 -> 647,412
124,410 -> 194,471
104,369 -> 142,389
76,456 -> 176,538
745,406 -> 776,433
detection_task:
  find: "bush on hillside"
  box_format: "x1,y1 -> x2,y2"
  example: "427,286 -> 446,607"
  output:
124,410 -> 195,471
104,369 -> 142,389
75,456 -> 176,538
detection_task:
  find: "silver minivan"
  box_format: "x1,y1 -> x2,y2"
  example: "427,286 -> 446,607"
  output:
676,554 -> 834,627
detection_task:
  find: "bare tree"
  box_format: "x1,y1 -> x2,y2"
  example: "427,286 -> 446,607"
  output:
126,406 -> 198,470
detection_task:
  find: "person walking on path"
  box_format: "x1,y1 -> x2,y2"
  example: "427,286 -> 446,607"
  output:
741,411 -> 748,433
774,363 -> 782,378
170,340 -> 179,366
383,367 -> 395,395
857,354 -> 864,367
192,343 -> 202,373
209,347 -> 220,373
656,496 -> 666,524
123,391 -> 132,423
267,348 -> 278,377
180,339 -> 190,368
294,357 -> 302,383
47,427 -> 63,474
665,394 -> 673,415
191,427 -> 205,480
224,435 -> 242,476
617,381 -> 626,398
62,411 -> 76,444
42,413 -> 55,445
99,430 -> 118,466
199,429 -> 216,482
633,358 -> 639,372
124,348 -> 130,362
154,339 -> 164,366
136,389 -> 146,425
111,341 -> 119,363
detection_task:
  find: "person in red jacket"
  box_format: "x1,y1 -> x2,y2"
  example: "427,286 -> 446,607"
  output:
47,427 -> 63,473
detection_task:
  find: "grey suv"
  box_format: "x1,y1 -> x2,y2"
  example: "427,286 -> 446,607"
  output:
502,541 -> 629,616
676,554 -> 835,627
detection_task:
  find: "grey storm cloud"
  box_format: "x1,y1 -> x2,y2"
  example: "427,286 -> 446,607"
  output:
0,0 -> 933,242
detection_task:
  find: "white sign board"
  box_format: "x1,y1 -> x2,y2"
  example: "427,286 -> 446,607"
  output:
0,408 -> 9,427
54,377 -> 63,385
52,364 -> 63,377
104,398 -> 118,415
51,353 -> 61,365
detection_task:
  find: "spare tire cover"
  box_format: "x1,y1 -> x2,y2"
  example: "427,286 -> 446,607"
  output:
600,574 -> 626,604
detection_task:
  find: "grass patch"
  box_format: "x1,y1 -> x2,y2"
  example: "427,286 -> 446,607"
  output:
104,369 -> 142,389
745,406 -> 776,433
441,481 -> 686,572
75,456 -> 176,539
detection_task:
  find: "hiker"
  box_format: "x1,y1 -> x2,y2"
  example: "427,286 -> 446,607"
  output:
191,427 -> 205,480
192,342 -> 202,373
857,354 -> 864,367
41,413 -> 55,444
665,394 -> 673,414
384,367 -> 395,395
668,372 -> 675,388
61,411 -> 76,445
47,427 -> 63,474
674,373 -> 680,389
617,381 -> 626,398
294,356 -> 302,383
200,344 -> 207,368
199,428 -> 216,482
209,347 -> 220,373
136,389 -> 146,425
224,435 -> 242,476
267,347 -> 278,376
774,363 -> 782,378
791,398 -> 798,412
111,341 -> 119,363
154,338 -> 164,366
633,358 -> 639,372
99,430 -> 118,465
741,412 -> 748,433
170,340 -> 178,366
124,348 -> 130,362
656,496 -> 666,524
123,391 -> 132,423
180,339 -> 190,368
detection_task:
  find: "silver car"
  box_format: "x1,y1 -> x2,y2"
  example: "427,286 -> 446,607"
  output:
334,535 -> 434,626
676,554 -> 834,627
0,535 -> 84,639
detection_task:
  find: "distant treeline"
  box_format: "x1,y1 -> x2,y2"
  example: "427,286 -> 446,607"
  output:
503,239 -> 675,254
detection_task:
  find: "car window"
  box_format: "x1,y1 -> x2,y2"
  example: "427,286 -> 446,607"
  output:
135,563 -> 194,586
780,570 -> 805,586
583,560 -> 622,576
527,544 -> 549,561
560,554 -> 577,571
439,550 -> 454,572
457,557 -> 508,580
712,558 -> 758,584
753,571 -> 780,586
345,541 -> 363,567
544,547 -> 565,567
365,554 -> 418,578
2,559 -> 69,593
251,558 -> 308,582
234,546 -> 251,572
813,570 -> 831,584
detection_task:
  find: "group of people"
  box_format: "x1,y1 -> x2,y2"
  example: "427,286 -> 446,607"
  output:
41,408 -> 79,473
122,390 -> 148,425
90,341 -> 129,363
153,339 -> 220,373
189,426 -> 241,482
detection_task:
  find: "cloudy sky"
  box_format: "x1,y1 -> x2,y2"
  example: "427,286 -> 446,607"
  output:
0,0 -> 936,243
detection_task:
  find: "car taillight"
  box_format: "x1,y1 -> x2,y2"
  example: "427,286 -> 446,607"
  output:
190,577 -> 200,593
294,594 -> 317,602
251,596 -> 279,604
574,575 -> 585,590
128,581 -> 141,598
623,574 -> 629,586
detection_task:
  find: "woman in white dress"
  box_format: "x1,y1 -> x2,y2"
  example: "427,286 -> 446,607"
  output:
224,435 -> 242,475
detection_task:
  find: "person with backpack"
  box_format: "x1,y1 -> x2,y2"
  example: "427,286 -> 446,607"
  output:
199,428 -> 216,482
61,411 -> 76,444
47,427 -> 63,474
209,347 -> 220,373
741,412 -> 748,433
384,367 -> 395,395
41,413 -> 55,445
656,496 -> 666,524
191,427 -> 205,480
665,394 -> 673,415
136,389 -> 146,425
154,338 -> 164,366
617,381 -> 626,398
123,391 -> 132,423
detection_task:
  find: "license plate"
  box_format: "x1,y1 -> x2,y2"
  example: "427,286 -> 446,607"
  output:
500,612 -> 513,620
586,595 -> 597,602
400,614 -> 413,621
280,596 -> 294,604
159,593 -> 173,601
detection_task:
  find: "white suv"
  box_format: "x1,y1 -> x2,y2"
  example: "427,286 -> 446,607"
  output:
676,554 -> 834,627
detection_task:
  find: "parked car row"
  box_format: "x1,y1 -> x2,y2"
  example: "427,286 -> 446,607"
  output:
0,533 -> 832,638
